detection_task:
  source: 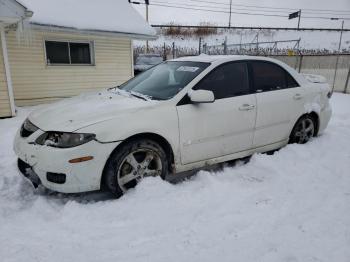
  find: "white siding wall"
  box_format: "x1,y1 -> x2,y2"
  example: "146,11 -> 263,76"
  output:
0,37 -> 12,118
7,29 -> 133,106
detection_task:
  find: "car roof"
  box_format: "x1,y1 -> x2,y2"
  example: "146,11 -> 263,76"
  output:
171,54 -> 280,64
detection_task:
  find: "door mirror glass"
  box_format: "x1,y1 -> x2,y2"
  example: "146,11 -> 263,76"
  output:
188,90 -> 215,103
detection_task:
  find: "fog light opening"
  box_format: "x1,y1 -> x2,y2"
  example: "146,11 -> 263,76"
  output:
69,156 -> 94,164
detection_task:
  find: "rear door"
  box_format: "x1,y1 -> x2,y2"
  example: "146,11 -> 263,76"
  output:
176,61 -> 257,164
250,61 -> 305,147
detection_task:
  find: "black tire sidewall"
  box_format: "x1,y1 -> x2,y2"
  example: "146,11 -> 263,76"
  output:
103,139 -> 169,198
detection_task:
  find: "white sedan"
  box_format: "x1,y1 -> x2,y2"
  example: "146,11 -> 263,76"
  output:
14,55 -> 332,197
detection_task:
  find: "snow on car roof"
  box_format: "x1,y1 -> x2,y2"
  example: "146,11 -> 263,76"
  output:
172,54 -> 278,63
16,0 -> 156,38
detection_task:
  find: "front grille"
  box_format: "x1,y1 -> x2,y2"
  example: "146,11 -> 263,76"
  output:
47,172 -> 66,184
20,119 -> 39,138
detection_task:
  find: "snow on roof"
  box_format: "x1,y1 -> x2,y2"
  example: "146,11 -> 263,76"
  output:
16,0 -> 156,38
172,54 -> 288,64
172,54 -> 254,63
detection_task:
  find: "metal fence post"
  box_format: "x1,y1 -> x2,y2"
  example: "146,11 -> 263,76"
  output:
163,42 -> 166,61
332,20 -> 344,93
223,36 -> 227,55
294,55 -> 299,70
344,66 -> 350,94
298,54 -> 303,73
198,37 -> 202,55
172,42 -> 175,59
332,56 -> 340,92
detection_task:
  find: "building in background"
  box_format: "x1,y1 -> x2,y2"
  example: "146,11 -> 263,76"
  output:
0,0 -> 156,118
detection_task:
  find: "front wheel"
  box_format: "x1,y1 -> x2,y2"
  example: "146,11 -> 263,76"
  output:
289,115 -> 316,144
103,139 -> 169,198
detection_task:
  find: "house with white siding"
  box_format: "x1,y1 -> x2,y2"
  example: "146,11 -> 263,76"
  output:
0,0 -> 156,118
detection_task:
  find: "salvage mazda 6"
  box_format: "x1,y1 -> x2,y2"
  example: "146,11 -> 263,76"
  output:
14,55 -> 332,197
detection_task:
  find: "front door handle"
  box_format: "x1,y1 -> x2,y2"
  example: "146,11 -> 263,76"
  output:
239,104 -> 255,111
293,93 -> 303,100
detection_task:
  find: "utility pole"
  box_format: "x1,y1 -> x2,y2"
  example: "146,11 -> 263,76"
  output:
297,10 -> 301,30
129,0 -> 150,53
228,0 -> 232,27
332,19 -> 344,92
145,0 -> 150,53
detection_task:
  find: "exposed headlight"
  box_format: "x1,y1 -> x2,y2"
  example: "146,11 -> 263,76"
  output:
21,119 -> 39,137
35,132 -> 95,148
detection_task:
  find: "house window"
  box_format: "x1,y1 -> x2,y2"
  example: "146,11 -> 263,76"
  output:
45,41 -> 93,65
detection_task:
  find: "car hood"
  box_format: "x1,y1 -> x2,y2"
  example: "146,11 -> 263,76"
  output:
28,89 -> 158,132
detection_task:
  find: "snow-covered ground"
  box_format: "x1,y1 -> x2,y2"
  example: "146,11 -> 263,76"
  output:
1,94 -> 350,262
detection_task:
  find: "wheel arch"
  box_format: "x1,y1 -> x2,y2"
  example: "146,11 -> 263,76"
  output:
100,132 -> 175,189
290,111 -> 320,141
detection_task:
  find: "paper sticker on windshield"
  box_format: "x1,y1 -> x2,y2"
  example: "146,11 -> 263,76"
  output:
176,66 -> 200,72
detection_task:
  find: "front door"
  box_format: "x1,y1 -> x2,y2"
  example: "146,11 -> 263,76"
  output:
176,62 -> 257,165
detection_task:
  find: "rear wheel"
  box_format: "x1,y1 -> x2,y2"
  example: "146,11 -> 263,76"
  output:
103,139 -> 168,198
289,115 -> 315,144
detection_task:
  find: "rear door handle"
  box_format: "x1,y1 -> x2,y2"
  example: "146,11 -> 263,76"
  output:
239,104 -> 255,111
293,93 -> 303,100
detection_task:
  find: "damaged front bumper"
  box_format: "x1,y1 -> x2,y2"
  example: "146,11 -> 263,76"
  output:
17,158 -> 41,188
13,129 -> 121,193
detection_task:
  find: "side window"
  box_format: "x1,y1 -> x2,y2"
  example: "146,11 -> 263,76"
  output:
286,73 -> 299,88
251,61 -> 287,92
194,62 -> 249,99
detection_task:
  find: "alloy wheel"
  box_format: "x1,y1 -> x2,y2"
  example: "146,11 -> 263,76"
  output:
117,149 -> 162,192
294,118 -> 315,144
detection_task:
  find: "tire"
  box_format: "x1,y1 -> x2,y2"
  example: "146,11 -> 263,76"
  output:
103,139 -> 169,198
289,115 -> 316,144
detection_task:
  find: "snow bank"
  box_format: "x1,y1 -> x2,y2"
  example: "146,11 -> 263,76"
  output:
17,0 -> 156,37
0,94 -> 350,262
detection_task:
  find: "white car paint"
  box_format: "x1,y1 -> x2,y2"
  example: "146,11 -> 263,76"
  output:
14,55 -> 332,193
177,93 -> 257,164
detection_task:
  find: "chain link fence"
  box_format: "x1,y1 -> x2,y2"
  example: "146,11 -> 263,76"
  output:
134,40 -> 350,93
271,54 -> 350,93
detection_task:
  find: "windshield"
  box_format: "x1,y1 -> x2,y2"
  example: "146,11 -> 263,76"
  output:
136,56 -> 163,65
120,61 -> 210,100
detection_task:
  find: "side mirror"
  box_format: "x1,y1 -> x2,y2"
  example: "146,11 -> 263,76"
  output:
188,90 -> 215,103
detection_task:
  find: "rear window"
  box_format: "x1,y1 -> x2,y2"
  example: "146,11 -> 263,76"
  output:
251,61 -> 286,92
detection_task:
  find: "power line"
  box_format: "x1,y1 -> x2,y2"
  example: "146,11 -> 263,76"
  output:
148,2 -> 350,20
152,0 -> 293,14
153,0 -> 350,16
188,0 -> 350,14
150,3 -> 289,17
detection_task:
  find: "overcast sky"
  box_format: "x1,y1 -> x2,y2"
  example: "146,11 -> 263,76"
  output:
133,0 -> 350,29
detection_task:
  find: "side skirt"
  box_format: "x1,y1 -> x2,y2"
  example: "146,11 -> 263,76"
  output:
173,139 -> 288,174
